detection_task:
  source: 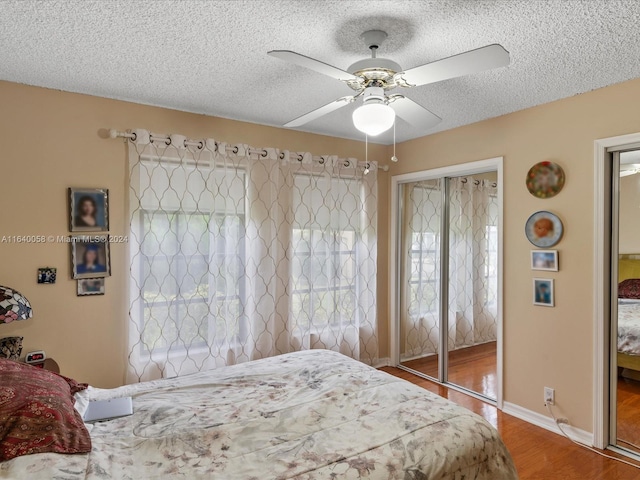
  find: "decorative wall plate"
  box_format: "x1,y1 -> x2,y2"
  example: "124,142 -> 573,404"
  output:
526,161 -> 565,199
525,211 -> 563,248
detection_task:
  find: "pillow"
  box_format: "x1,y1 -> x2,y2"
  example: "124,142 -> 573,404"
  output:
0,337 -> 23,361
0,359 -> 91,461
619,279 -> 640,299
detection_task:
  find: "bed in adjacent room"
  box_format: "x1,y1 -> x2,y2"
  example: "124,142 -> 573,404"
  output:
0,350 -> 517,479
617,256 -> 640,372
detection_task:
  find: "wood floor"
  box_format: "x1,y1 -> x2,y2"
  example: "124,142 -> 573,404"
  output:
382,366 -> 640,479
402,342 -> 640,457
617,376 -> 640,454
402,341 -> 497,399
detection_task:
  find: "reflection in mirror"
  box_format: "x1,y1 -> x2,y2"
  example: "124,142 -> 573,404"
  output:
398,172 -> 498,401
446,175 -> 498,399
615,149 -> 640,455
399,179 -> 442,379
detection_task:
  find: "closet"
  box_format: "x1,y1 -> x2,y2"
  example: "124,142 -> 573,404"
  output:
391,158 -> 502,402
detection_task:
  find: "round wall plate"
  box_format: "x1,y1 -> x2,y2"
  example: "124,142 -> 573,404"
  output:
525,211 -> 564,248
526,161 -> 565,199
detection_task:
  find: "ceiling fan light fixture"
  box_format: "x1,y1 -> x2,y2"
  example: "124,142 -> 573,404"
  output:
352,100 -> 395,136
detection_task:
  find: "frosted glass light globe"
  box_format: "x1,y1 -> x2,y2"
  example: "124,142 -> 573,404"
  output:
352,102 -> 396,136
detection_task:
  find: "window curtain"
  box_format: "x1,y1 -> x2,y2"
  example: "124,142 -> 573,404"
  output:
126,130 -> 378,383
400,176 -> 497,361
400,180 -> 442,361
447,177 -> 498,349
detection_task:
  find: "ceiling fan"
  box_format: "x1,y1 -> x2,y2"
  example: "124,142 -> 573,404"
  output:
620,164 -> 640,177
268,30 -> 510,137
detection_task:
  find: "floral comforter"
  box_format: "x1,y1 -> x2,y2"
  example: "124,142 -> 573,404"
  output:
618,301 -> 640,355
1,350 -> 517,479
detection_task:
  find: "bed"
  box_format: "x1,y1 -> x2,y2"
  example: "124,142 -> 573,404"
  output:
617,256 -> 640,373
618,300 -> 640,372
1,349 -> 517,479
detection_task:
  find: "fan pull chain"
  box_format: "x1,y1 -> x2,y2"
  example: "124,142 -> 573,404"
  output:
391,121 -> 398,162
364,135 -> 370,175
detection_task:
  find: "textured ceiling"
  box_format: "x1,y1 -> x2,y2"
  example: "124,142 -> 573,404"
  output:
1,0 -> 640,144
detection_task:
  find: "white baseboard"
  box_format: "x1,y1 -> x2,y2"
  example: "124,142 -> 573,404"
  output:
373,357 -> 391,368
502,401 -> 593,445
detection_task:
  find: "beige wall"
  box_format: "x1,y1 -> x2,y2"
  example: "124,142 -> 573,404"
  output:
619,173 -> 640,254
384,77 -> 640,432
0,80 -> 387,388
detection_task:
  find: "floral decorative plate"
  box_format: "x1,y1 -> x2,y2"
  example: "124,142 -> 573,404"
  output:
526,161 -> 565,199
525,211 -> 563,248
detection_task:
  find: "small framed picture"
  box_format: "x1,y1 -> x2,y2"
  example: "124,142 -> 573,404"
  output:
69,188 -> 109,232
37,267 -> 57,284
71,236 -> 111,279
77,278 -> 105,296
531,250 -> 559,271
533,278 -> 555,307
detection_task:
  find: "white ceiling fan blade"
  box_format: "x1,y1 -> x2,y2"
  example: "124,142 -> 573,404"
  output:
268,50 -> 358,82
284,97 -> 354,128
390,97 -> 442,130
400,44 -> 510,87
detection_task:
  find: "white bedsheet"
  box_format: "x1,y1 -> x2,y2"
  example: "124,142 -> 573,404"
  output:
619,302 -> 640,356
1,350 -> 517,479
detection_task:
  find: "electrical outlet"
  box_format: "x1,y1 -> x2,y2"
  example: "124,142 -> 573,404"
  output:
544,387 -> 555,405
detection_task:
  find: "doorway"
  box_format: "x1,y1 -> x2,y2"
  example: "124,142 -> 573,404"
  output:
594,132 -> 640,458
610,149 -> 640,457
390,158 -> 503,404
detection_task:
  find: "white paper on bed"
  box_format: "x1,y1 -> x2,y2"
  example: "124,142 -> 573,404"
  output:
1,350 -> 517,479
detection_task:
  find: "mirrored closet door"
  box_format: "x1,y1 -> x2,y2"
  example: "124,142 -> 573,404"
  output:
445,175 -> 499,399
399,179 -> 442,380
395,165 -> 500,402
611,149 -> 640,456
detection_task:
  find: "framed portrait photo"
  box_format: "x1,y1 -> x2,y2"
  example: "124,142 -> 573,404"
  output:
533,278 -> 555,307
77,278 -> 105,296
531,250 -> 559,272
525,211 -> 563,248
71,236 -> 111,279
69,188 -> 109,232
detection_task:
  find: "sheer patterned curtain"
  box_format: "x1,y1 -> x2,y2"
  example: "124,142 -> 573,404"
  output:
447,177 -> 498,350
126,130 -> 378,383
401,179 -> 442,361
400,176 -> 497,361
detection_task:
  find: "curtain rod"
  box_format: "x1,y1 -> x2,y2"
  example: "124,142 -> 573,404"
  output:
107,129 -> 390,172
459,176 -> 497,187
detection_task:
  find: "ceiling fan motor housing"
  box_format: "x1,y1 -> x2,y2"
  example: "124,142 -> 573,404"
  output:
347,57 -> 403,90
362,86 -> 386,104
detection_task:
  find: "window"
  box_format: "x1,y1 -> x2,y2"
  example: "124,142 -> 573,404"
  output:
290,174 -> 364,330
408,231 -> 439,315
139,211 -> 246,354
407,183 -> 442,317
136,157 -> 247,356
291,228 -> 357,328
128,140 -> 379,380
